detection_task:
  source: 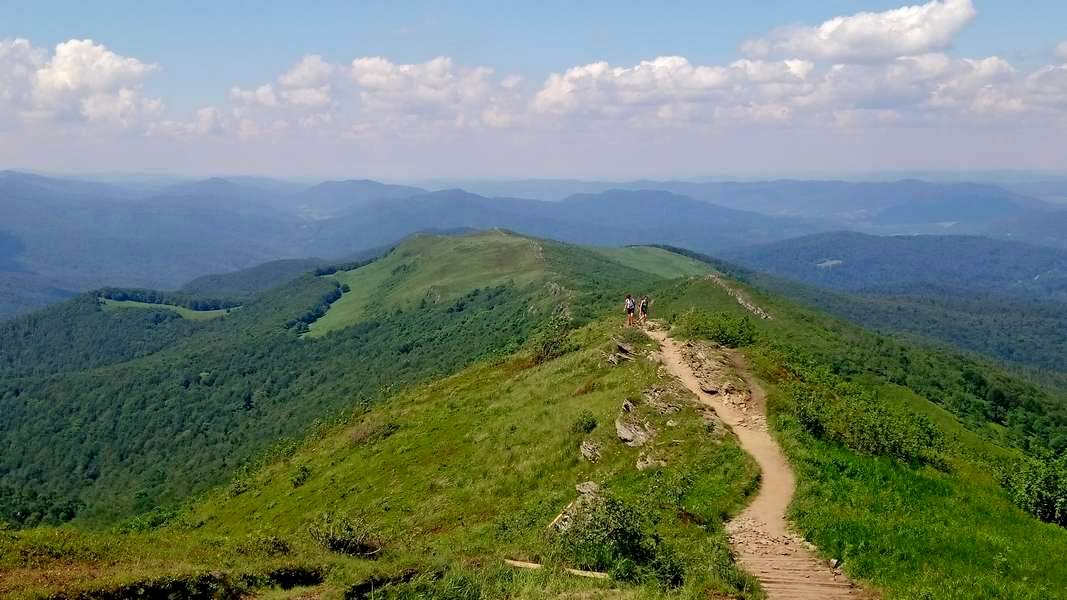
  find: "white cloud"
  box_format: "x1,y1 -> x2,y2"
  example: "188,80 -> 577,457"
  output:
151,105 -> 230,138
350,56 -> 495,119
1056,41 -> 1067,62
281,86 -> 332,107
743,0 -> 976,63
279,55 -> 335,88
31,39 -> 159,124
230,84 -> 278,107
0,39 -> 44,115
276,55 -> 336,109
532,56 -> 813,124
1026,64 -> 1067,109
529,51 -> 1061,129
2,37 -> 163,128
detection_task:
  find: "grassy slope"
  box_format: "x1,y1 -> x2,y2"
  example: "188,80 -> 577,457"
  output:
310,231 -> 545,337
2,319 -> 761,599
9,236 -> 1067,598
101,298 -> 235,321
591,247 -> 711,279
655,277 -> 1067,599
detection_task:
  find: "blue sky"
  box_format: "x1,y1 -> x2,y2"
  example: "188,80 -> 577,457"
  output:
5,1 -> 1066,111
2,1 -> 1066,177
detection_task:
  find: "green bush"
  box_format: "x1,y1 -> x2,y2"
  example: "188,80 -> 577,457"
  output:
236,533 -> 293,557
307,512 -> 381,557
290,465 -> 312,488
531,312 -> 578,364
674,309 -> 756,347
555,494 -> 683,586
228,478 -> 251,498
1001,454 -> 1067,527
571,411 -> 598,434
787,379 -> 945,466
618,327 -> 651,347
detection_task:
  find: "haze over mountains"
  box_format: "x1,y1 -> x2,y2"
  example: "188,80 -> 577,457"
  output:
3,169 -> 1064,320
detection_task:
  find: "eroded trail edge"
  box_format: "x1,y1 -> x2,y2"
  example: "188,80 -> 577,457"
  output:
647,327 -> 868,600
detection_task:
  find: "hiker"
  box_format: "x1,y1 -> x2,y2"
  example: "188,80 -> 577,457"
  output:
624,293 -> 636,327
639,296 -> 650,324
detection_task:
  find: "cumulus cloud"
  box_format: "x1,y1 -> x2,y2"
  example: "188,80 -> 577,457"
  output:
1026,64 -> 1067,109
0,39 -> 44,113
350,56 -> 495,120
5,3 -> 1067,159
32,39 -> 159,124
0,38 -> 160,128
151,105 -> 230,138
743,0 -> 976,63
529,50 -> 1057,129
230,84 -> 278,108
279,55 -> 335,88
277,55 -> 335,108
1056,41 -> 1067,62
532,56 -> 813,124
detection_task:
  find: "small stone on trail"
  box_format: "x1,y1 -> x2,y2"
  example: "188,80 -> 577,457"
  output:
615,340 -> 634,355
636,453 -> 667,471
622,400 -> 634,413
615,417 -> 654,447
580,440 -> 601,463
830,558 -> 840,568
700,382 -> 719,395
576,481 -> 599,496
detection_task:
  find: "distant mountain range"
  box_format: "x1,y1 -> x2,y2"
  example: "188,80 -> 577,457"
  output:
722,231 -> 1067,302
715,231 -> 1067,371
1,169 -> 1062,319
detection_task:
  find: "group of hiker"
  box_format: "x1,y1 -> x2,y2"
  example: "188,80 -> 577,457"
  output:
624,293 -> 650,327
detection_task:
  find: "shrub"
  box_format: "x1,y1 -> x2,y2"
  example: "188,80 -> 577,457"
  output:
571,410 -> 598,434
787,379 -> 945,466
531,312 -> 578,364
675,309 -> 756,347
555,494 -> 683,586
308,512 -> 382,557
1001,454 -> 1067,527
290,465 -> 311,488
236,533 -> 293,557
618,327 -> 651,347
228,478 -> 250,498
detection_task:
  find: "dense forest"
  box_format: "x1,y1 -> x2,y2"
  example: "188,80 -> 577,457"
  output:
0,294 -> 208,377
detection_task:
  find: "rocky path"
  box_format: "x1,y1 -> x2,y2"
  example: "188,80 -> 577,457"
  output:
646,327 -> 869,600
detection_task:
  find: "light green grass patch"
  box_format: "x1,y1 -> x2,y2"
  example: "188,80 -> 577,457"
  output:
309,231 -> 547,337
592,246 -> 711,279
189,319 -> 761,598
100,298 -> 235,321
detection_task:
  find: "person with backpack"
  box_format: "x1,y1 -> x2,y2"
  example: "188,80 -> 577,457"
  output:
624,293 -> 636,327
639,296 -> 650,324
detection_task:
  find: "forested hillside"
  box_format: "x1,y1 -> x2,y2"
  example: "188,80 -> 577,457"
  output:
0,232 -> 681,525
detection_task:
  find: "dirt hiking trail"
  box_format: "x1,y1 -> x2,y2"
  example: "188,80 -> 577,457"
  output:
646,326 -> 870,600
